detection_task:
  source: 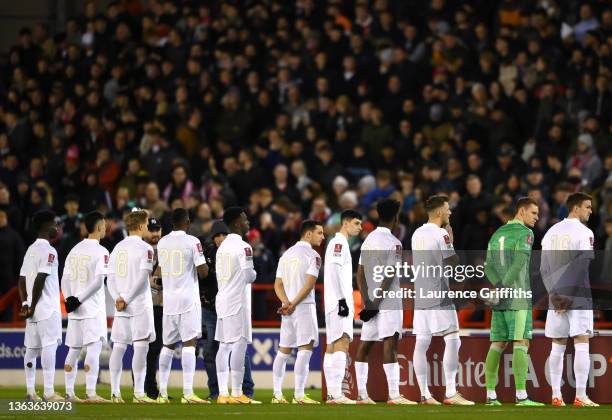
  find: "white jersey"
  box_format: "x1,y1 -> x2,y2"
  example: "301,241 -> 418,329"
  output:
411,223 -> 456,309
541,218 -> 594,306
359,227 -> 403,311
276,241 -> 321,306
108,235 -> 154,317
62,238 -> 109,320
157,230 -> 207,315
324,233 -> 353,314
215,233 -> 256,319
19,239 -> 61,322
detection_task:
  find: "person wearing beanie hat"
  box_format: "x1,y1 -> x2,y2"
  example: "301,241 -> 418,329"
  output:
198,220 -> 255,401
566,133 -> 603,186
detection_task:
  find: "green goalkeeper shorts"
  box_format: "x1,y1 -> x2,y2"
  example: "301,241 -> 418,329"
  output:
490,309 -> 533,342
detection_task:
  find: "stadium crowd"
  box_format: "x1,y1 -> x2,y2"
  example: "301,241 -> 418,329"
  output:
0,0 -> 611,303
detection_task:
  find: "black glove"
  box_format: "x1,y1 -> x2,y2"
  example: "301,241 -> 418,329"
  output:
338,298 -> 349,317
64,296 -> 81,313
359,309 -> 379,322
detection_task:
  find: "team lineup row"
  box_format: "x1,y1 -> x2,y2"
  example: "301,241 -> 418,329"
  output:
17,191 -> 599,407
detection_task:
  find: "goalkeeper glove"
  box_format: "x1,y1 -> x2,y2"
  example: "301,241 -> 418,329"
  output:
359,309 -> 379,322
337,298 -> 349,317
64,296 -> 81,313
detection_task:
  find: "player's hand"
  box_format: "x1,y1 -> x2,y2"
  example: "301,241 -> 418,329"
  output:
19,304 -> 30,319
443,223 -> 454,244
64,296 -> 81,313
283,301 -> 296,315
115,298 -> 126,312
550,293 -> 571,313
337,299 -> 349,317
359,309 -> 378,322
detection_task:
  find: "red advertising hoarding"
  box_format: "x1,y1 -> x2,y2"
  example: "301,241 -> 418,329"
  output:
323,335 -> 612,403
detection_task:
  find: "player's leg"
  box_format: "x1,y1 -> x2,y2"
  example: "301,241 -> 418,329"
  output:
413,333 -> 433,402
382,333 -> 401,401
485,310 -> 508,404
294,341 -> 315,401
40,313 -> 62,400
132,339 -> 150,399
229,337 -> 248,398
84,340 -> 103,400
508,310 -> 540,404
573,334 -> 597,406
41,343 -> 59,399
549,337 -> 567,404
158,343 -> 175,400
272,346 -> 291,401
215,340 -> 232,399
330,335 -> 350,400
442,331 -> 460,399
354,339 -> 374,401
109,342 -> 128,399
178,304 -> 204,402
64,347 -> 81,398
24,347 -> 41,399
242,352 -> 255,398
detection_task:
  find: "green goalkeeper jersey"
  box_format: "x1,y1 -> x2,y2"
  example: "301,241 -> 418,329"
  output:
485,220 -> 534,310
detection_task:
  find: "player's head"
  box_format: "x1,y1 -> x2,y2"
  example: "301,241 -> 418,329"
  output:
223,206 -> 249,235
147,217 -> 161,244
84,211 -> 106,239
171,208 -> 190,231
376,198 -> 401,228
300,219 -> 324,247
340,209 -> 362,237
425,195 -> 450,226
514,197 -> 539,228
33,210 -> 57,238
210,220 -> 230,247
566,192 -> 593,224
125,209 -> 149,237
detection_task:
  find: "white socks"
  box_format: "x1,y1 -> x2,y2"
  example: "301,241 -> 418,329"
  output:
158,346 -> 174,397
182,346 -> 196,396
64,347 -> 81,396
41,344 -> 57,397
355,361 -> 369,399
230,339 -> 247,397
215,343 -> 232,397
294,350 -> 312,399
383,362 -> 400,399
549,342 -> 566,398
132,341 -> 149,397
443,333 -> 461,398
84,341 -> 102,397
414,336 -> 432,399
273,351 -> 290,398
331,352 -> 346,399
574,342 -> 590,399
109,343 -> 127,396
24,348 -> 40,395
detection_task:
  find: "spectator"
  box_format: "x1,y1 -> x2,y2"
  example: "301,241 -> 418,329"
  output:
0,209 -> 24,295
566,133 -> 603,186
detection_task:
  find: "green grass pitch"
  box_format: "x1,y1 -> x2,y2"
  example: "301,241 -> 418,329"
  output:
0,387 -> 610,419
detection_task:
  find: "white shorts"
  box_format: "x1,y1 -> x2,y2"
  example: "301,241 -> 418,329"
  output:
66,315 -> 107,348
280,304 -> 318,348
545,309 -> 594,338
413,309 -> 458,337
215,307 -> 252,344
163,304 -> 202,345
360,310 -> 403,342
25,311 -> 62,349
325,308 -> 353,344
110,309 -> 156,345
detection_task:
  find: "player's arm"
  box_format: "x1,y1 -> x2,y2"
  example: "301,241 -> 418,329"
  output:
441,228 -> 460,267
500,251 -> 529,288
17,275 -> 28,318
29,273 -> 49,316
239,245 -> 257,284
74,254 -> 108,304
289,274 -> 317,307
193,240 -> 209,278
121,248 -> 154,305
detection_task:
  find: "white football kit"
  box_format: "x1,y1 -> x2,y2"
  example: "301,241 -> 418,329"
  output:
215,233 -> 256,344
277,241 -> 321,348
359,227 -> 404,341
20,239 -> 62,349
542,218 -> 595,338
411,223 -> 458,337
62,239 -> 109,348
109,236 -> 155,344
157,230 -> 206,345
324,233 -> 354,344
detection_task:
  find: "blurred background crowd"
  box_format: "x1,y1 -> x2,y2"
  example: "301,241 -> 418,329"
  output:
0,0 -> 611,309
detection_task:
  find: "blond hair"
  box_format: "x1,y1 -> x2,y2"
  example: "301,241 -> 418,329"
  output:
125,209 -> 148,232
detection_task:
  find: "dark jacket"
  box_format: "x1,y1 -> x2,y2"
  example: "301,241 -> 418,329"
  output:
199,239 -> 218,311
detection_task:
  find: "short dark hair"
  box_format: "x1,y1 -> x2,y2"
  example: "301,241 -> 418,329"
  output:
33,210 -> 56,234
300,219 -> 323,237
223,206 -> 245,227
340,209 -> 362,223
171,208 -> 189,228
377,198 -> 401,222
566,192 -> 593,212
84,211 -> 105,234
514,197 -> 538,214
424,195 -> 448,212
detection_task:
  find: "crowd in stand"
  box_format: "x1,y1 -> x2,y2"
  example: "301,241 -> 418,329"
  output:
0,0 -> 611,302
